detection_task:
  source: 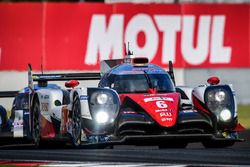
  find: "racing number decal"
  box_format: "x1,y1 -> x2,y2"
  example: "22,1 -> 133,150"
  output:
156,101 -> 168,109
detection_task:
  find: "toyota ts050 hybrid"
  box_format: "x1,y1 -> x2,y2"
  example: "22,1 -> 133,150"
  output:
0,51 -> 245,148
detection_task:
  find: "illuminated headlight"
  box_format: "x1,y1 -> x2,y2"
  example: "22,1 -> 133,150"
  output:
96,111 -> 109,124
219,109 -> 232,122
96,93 -> 108,105
215,91 -> 226,102
88,88 -> 120,127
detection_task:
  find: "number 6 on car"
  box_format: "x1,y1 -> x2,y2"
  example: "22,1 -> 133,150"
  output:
156,101 -> 168,109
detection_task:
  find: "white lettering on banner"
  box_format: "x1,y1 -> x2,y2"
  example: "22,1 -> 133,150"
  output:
86,14 -> 232,66
125,14 -> 158,62
210,16 -> 232,63
85,15 -> 124,65
154,15 -> 181,64
182,16 -> 211,65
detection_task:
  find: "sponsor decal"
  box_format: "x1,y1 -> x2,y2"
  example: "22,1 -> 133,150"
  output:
44,95 -> 49,99
155,108 -> 169,112
13,110 -> 24,137
39,75 -> 62,79
144,97 -> 174,102
182,110 -> 197,113
41,103 -> 49,112
40,95 -> 49,99
161,117 -> 173,122
86,14 -> 232,66
160,112 -> 172,117
80,95 -> 88,100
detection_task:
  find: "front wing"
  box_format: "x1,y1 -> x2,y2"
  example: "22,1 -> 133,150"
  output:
79,133 -> 244,147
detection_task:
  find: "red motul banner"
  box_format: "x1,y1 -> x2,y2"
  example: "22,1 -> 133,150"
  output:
0,3 -> 249,71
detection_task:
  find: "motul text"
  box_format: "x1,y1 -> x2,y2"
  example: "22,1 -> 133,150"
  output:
86,14 -> 231,66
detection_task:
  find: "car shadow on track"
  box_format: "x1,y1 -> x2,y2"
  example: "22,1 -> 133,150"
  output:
0,130 -> 249,150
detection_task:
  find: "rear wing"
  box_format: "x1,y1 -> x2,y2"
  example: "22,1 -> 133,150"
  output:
0,66 -> 101,98
32,72 -> 101,81
0,91 -> 19,98
28,64 -> 101,87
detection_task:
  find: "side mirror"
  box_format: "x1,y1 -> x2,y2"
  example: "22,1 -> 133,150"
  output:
65,80 -> 79,88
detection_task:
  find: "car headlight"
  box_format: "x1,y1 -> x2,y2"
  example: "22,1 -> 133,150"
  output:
219,109 -> 232,122
88,88 -> 120,126
205,85 -> 236,129
90,91 -> 113,105
207,90 -> 226,103
215,91 -> 226,102
96,93 -> 108,105
95,111 -> 109,124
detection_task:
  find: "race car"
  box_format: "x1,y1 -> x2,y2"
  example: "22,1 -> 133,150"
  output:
0,65 -> 115,147
96,55 -> 245,148
0,51 -> 245,148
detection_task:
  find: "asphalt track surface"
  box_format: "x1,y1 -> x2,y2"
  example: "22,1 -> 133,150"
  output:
0,131 -> 249,166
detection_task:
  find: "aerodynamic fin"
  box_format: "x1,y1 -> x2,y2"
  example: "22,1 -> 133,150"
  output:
28,64 -> 34,91
100,59 -> 123,76
168,61 -> 176,86
0,91 -> 19,98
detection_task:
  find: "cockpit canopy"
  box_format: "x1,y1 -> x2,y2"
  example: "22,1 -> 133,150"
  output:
99,63 -> 175,94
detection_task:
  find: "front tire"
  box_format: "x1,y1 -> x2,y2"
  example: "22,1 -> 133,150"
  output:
71,96 -> 82,147
32,98 -> 41,148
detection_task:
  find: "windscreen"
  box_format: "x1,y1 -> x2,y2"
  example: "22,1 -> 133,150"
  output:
100,74 -> 175,94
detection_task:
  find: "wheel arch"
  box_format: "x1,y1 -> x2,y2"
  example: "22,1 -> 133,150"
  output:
31,93 -> 40,112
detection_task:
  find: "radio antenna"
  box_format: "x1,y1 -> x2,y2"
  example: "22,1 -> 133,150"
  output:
127,42 -> 133,56
124,42 -> 133,64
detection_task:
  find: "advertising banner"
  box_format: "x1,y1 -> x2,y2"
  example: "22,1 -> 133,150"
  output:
0,3 -> 249,70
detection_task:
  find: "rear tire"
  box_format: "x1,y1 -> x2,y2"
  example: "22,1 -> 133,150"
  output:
32,98 -> 41,148
71,96 -> 82,147
202,140 -> 235,148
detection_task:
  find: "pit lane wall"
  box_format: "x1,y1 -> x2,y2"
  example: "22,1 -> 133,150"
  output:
0,3 -> 249,107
